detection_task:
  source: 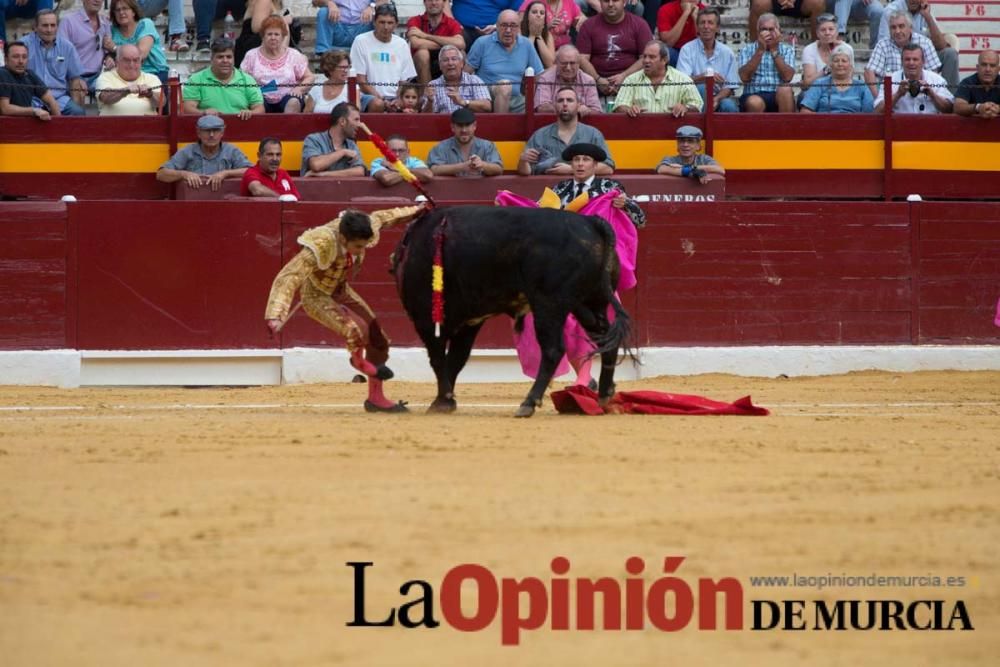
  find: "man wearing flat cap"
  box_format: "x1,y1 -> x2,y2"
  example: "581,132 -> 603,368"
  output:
157,115 -> 253,191
553,142 -> 646,228
428,107 -> 504,178
655,125 -> 724,185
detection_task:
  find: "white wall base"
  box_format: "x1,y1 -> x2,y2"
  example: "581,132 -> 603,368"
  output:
0,346 -> 998,388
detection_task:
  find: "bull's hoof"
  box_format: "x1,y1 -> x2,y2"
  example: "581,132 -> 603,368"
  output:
428,397 -> 457,413
374,364 -> 394,381
364,400 -> 409,414
514,404 -> 536,418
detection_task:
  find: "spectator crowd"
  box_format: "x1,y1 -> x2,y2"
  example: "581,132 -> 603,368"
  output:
2,0 -> 997,193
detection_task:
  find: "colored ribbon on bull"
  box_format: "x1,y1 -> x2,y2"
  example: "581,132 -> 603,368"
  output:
358,122 -> 436,207
432,219 -> 446,337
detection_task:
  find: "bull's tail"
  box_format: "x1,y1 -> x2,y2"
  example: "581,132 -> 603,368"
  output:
590,219 -> 638,366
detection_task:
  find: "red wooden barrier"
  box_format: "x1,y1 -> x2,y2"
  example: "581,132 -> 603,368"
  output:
2,200 -> 998,352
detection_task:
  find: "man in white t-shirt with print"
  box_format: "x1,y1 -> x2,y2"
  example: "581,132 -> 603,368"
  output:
350,3 -> 417,112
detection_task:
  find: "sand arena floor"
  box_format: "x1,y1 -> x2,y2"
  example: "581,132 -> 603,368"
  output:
1,370 -> 998,666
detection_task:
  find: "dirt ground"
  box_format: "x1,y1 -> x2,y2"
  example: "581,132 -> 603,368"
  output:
1,371 -> 998,666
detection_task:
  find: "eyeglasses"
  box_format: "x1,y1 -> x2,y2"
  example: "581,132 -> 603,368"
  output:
498,23 -> 519,29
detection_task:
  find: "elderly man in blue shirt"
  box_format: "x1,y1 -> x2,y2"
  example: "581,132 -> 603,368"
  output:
676,7 -> 739,113
465,9 -> 544,113
24,9 -> 87,115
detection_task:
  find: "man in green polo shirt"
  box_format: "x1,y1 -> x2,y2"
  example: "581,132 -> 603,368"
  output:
182,38 -> 265,119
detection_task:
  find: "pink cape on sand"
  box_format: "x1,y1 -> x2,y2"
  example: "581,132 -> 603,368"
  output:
494,190 -> 638,378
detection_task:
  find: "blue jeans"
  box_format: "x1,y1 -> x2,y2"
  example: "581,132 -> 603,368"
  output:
315,10 -> 372,54
137,0 -> 187,38
0,0 -> 53,41
193,0 -> 246,42
830,0 -> 883,47
697,83 -> 739,113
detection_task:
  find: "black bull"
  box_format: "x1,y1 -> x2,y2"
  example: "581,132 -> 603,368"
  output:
392,205 -> 632,417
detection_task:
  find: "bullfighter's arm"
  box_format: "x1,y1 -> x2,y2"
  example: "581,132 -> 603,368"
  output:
264,249 -> 316,322
367,204 -> 428,240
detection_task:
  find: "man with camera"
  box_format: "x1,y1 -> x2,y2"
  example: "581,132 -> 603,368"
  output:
874,42 -> 953,114
655,125 -> 724,185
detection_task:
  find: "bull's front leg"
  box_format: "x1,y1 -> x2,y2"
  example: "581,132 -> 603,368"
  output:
423,333 -> 457,413
597,347 -> 618,406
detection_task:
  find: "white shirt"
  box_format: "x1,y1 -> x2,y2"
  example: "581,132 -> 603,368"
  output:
349,32 -> 417,100
96,69 -> 161,115
874,68 -> 954,114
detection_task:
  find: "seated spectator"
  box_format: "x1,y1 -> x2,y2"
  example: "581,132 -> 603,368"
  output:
301,102 -> 367,177
749,0 -> 825,42
1,0 -> 52,43
234,0 -> 297,65
24,10 -> 86,116
535,44 -> 603,115
192,1 -> 252,53
183,38 -> 265,119
800,44 -> 873,112
307,50 -> 368,114
240,16 -> 313,113
657,0 -> 703,66
394,82 -> 423,113
614,40 -> 702,116
428,44 -> 492,114
874,42 -> 953,114
552,142 -> 646,228
954,50 -> 1000,119
575,0 -> 646,22
0,41 -> 61,120
738,13 -> 796,112
157,115 -> 253,190
407,0 -> 464,85
134,0 -> 189,52
428,108 -> 504,177
865,9 -> 941,97
451,0 -> 522,51
676,7 -> 738,113
831,0 -> 883,49
521,1 -> 556,69
877,0 -> 958,88
96,44 -> 162,115
519,87 -> 614,175
655,125 -> 724,184
109,0 -> 168,84
58,0 -> 114,99
314,0 -> 376,55
801,13 -> 853,91
577,0 -> 653,97
350,3 -> 417,112
241,137 -> 301,198
520,0 -> 584,50
466,10 -> 544,113
371,134 -> 434,186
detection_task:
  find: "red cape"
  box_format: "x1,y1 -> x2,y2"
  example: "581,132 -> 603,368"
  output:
550,385 -> 769,416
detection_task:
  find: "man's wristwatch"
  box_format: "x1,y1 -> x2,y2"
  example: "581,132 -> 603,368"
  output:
975,103 -> 981,114
460,99 -> 468,107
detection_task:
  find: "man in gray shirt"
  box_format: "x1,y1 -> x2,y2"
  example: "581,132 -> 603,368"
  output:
301,102 -> 367,177
427,108 -> 504,178
156,115 -> 252,190
517,87 -> 614,176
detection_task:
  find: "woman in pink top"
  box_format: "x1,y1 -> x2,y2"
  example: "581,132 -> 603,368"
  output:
518,0 -> 582,50
240,16 -> 314,113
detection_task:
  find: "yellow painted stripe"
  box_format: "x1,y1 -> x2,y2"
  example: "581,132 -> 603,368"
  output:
894,142 -> 1000,171
0,144 -> 172,173
713,140 -> 885,170
4,139 -> 998,173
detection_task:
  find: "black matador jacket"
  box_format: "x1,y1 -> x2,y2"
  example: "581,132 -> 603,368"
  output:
552,176 -> 647,229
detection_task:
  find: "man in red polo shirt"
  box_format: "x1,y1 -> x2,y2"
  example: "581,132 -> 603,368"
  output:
406,0 -> 465,84
657,0 -> 704,66
241,137 -> 303,199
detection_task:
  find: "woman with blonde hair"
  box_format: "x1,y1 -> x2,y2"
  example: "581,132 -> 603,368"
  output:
801,13 -> 853,91
800,44 -> 873,113
240,15 -> 314,113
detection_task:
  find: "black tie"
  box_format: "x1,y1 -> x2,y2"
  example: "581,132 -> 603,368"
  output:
575,181 -> 585,198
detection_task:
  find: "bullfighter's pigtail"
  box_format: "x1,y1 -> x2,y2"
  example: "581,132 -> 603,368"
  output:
358,122 -> 436,208
432,219 -> 446,337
